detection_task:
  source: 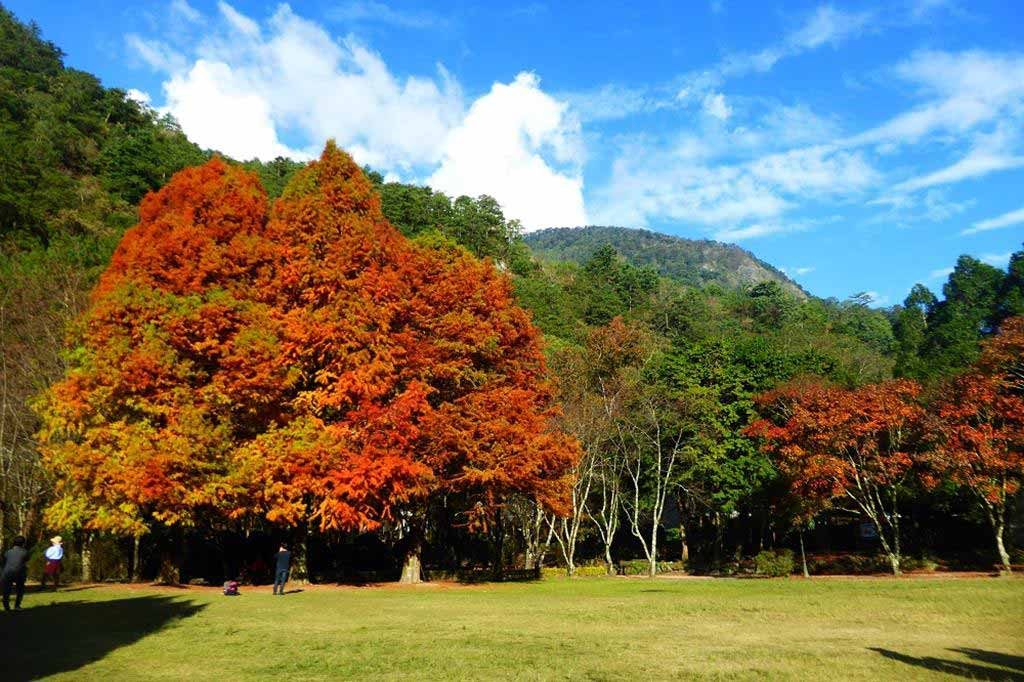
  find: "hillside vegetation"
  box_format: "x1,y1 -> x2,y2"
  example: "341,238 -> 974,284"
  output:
525,226 -> 806,297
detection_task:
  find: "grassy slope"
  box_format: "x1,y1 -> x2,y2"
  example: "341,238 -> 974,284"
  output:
2,578 -> 1021,681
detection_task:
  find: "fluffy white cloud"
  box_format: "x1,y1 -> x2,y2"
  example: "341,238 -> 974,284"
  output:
127,3 -> 581,229
748,146 -> 877,193
702,93 -> 732,120
962,206 -> 1024,235
428,73 -> 587,231
164,60 -> 300,160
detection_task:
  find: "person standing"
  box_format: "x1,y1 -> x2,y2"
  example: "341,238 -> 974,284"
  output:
272,544 -> 291,596
2,536 -> 29,611
40,536 -> 63,589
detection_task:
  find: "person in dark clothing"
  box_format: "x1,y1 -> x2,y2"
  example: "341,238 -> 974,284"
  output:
2,536 -> 29,611
270,544 -> 290,593
273,544 -> 291,595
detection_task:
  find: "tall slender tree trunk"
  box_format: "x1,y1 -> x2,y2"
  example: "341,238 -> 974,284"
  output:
648,525 -> 658,578
493,508 -> 505,581
131,535 -> 141,582
80,532 -> 93,583
985,505 -> 1011,573
679,519 -> 689,564
798,528 -> 809,578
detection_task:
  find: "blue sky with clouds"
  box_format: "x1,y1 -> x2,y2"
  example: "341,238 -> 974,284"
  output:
7,0 -> 1023,305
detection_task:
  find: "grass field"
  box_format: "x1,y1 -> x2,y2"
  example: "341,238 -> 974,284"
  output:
1,576 -> 1022,680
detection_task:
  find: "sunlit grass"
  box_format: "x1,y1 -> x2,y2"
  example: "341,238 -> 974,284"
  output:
2,576 -> 1021,680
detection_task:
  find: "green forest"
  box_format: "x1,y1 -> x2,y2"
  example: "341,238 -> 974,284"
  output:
1,5 -> 1022,585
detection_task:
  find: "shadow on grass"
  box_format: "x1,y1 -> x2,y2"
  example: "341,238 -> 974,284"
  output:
0,591 -> 205,682
869,647 -> 1024,680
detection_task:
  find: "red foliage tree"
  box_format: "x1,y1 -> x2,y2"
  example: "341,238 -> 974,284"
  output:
38,143 -> 578,582
37,159 -> 285,536
931,316 -> 1024,572
746,378 -> 924,575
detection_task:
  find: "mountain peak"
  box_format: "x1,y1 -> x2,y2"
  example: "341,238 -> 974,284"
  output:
524,226 -> 807,297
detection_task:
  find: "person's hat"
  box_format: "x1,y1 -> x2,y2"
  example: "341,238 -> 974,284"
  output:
51,535 -> 62,543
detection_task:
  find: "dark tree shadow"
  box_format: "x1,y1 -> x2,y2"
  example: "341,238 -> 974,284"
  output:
0,593 -> 205,681
869,647 -> 1024,680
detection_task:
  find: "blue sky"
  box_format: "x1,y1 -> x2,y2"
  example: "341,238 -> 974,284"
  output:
8,0 -> 1023,305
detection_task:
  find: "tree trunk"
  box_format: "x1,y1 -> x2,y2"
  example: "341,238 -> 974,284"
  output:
988,508 -> 1011,573
604,543 -> 615,576
679,519 -> 689,564
648,528 -> 658,578
712,513 -> 722,568
995,529 -> 1011,574
493,508 -> 505,581
399,544 -> 423,584
80,532 -> 93,583
131,535 -> 141,582
798,528 -> 809,578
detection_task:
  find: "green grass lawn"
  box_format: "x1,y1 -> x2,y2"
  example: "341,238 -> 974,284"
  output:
2,576 -> 1022,680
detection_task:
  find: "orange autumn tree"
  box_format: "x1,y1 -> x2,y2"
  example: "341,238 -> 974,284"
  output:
36,159 -> 289,538
38,142 -> 578,582
746,379 -> 924,575
931,316 -> 1024,573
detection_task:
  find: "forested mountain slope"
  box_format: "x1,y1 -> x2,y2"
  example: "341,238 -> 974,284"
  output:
525,226 -> 806,297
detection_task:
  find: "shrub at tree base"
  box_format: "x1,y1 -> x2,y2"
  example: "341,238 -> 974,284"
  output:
35,142 -> 580,582
754,549 -> 795,577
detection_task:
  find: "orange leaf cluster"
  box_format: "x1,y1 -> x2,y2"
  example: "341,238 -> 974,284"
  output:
931,317 -> 1024,505
746,378 -> 923,512
37,143 -> 579,535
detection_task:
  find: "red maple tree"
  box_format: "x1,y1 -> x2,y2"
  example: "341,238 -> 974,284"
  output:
746,378 -> 924,575
931,316 -> 1024,573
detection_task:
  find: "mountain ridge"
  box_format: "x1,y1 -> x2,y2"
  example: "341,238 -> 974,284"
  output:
524,226 -> 808,298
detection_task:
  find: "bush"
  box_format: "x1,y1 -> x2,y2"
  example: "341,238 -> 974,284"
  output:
754,549 -> 795,577
807,553 -> 890,575
617,559 -> 685,576
541,564 -> 611,579
900,556 -> 939,573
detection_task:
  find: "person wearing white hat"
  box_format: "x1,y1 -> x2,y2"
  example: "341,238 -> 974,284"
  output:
40,536 -> 63,590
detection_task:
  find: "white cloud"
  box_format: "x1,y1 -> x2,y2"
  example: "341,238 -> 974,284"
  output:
894,124 -> 1024,192
980,252 -> 1013,268
170,0 -> 202,23
129,1 -> 582,231
928,267 -> 954,280
869,188 -> 974,225
850,50 -> 1024,147
962,206 -> 1024,235
428,73 -> 586,231
896,151 -> 1024,192
130,3 -> 464,165
787,5 -> 873,50
794,266 -> 815,275
126,34 -> 186,73
702,92 -> 732,120
327,1 -> 449,29
163,60 -> 299,160
218,1 -> 261,37
561,84 -> 668,123
748,146 -> 877,193
126,88 -> 151,106
862,291 -> 890,305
